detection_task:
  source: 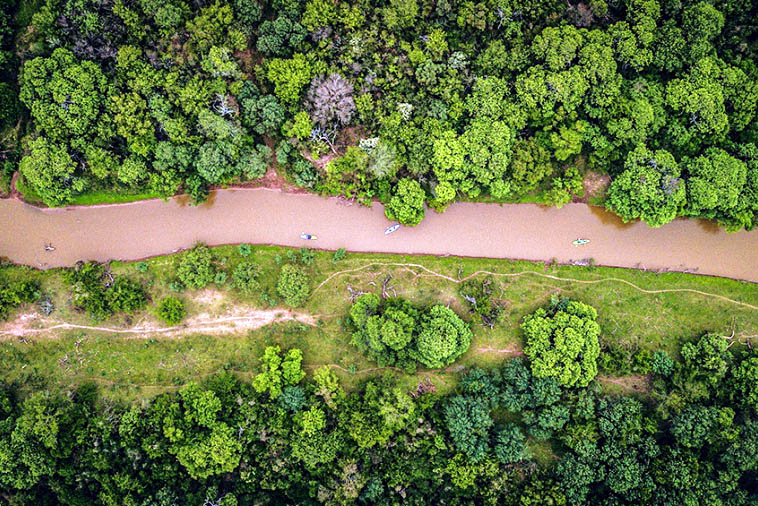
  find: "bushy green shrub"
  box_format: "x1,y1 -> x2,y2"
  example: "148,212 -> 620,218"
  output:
177,245 -> 215,290
232,260 -> 261,295
156,296 -> 186,325
276,264 -> 310,306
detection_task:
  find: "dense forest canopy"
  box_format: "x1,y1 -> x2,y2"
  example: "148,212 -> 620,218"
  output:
0,332 -> 756,504
1,0 -> 756,229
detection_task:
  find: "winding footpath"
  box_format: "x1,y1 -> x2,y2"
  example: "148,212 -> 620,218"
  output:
1,187 -> 757,282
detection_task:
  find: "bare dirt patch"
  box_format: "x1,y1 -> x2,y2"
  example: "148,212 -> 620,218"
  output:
596,374 -> 650,393
0,307 -> 317,340
582,171 -> 611,202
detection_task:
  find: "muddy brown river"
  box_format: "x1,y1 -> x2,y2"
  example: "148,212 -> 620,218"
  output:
1,188 -> 757,282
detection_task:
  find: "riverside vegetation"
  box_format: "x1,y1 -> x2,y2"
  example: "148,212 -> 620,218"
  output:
0,0 -> 756,231
0,245 -> 757,503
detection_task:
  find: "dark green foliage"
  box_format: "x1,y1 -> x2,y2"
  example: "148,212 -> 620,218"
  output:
6,0 -> 757,232
458,276 -> 502,326
105,277 -> 147,313
444,395 -> 492,462
0,83 -> 18,130
237,244 -> 252,257
231,260 -> 261,295
0,279 -> 40,320
332,248 -> 346,262
256,15 -> 306,56
156,296 -> 186,325
0,331 -> 757,503
63,261 -> 144,319
495,424 -> 529,464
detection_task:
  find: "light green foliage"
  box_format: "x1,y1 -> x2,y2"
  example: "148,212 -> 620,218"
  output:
385,178 -> 425,226
298,406 -> 326,436
283,111 -> 313,140
322,146 -> 372,200
201,45 -> 243,79
276,264 -> 310,306
730,351 -> 758,414
522,298 -> 601,387
266,54 -> 313,105
665,58 -> 730,149
685,148 -> 747,219
0,280 -> 40,321
109,92 -> 155,157
313,365 -> 344,409
349,294 -> 419,369
156,296 -> 186,325
382,0 -> 418,30
238,144 -> 272,180
301,0 -> 336,30
415,305 -> 472,369
19,137 -> 84,207
551,120 -> 587,161
349,295 -> 471,370
252,346 -> 305,399
185,2 -> 245,53
177,244 -> 215,290
160,383 -> 242,479
606,145 -> 686,227
345,381 -> 416,448
20,48 -> 107,142
682,2 -> 724,61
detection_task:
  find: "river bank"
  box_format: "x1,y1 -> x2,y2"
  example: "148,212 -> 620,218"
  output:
1,187 -> 756,282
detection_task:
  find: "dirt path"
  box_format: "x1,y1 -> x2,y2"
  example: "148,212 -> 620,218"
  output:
1,187 -> 757,282
0,308 -> 317,339
314,262 -> 758,311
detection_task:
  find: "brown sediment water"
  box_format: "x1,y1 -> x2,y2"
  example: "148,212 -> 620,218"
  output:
1,188 -> 757,282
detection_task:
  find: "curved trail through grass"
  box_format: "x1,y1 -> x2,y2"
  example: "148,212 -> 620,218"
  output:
1,187 -> 757,281
314,262 -> 758,311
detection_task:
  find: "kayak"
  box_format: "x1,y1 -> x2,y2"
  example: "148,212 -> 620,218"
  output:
300,233 -> 317,240
573,238 -> 590,246
385,224 -> 401,235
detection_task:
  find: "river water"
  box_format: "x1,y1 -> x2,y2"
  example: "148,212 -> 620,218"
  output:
1,188 -> 756,282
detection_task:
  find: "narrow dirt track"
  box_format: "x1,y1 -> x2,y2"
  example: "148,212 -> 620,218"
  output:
1,188 -> 757,282
0,309 -> 317,339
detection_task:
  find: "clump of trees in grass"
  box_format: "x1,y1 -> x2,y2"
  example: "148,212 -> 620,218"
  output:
348,293 -> 472,372
63,261 -> 147,319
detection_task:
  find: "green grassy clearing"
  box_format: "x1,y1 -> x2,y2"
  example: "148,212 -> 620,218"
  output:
1,246 -> 756,403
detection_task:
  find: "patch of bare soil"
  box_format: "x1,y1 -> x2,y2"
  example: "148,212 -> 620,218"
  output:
581,171 -> 611,202
475,346 -> 524,356
0,307 -> 317,340
596,374 -> 650,393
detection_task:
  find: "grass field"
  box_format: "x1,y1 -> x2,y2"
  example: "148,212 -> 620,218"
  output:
1,246 -> 756,403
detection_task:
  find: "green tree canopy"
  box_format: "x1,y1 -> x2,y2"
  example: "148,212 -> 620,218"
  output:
522,298 -> 601,387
